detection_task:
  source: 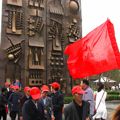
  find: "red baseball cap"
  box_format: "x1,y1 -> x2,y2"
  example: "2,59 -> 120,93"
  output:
30,87 -> 41,100
50,82 -> 60,89
10,84 -> 14,89
24,86 -> 31,92
5,82 -> 10,87
72,85 -> 85,95
13,85 -> 19,90
41,85 -> 49,92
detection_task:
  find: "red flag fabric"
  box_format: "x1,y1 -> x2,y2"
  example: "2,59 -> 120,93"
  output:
64,19 -> 120,79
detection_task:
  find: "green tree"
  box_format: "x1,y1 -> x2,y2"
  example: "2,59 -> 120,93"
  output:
103,70 -> 120,82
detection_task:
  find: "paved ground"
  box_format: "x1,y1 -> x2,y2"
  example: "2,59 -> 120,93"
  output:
106,101 -> 119,120
5,100 -> 120,120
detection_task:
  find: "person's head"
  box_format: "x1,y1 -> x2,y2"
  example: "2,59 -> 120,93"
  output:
82,79 -> 89,90
30,87 -> 41,101
1,87 -> 7,94
15,79 -> 20,83
24,86 -> 31,96
112,105 -> 120,120
10,84 -> 14,91
50,82 -> 60,93
5,82 -> 10,88
13,85 -> 19,92
41,85 -> 49,98
72,85 -> 85,104
97,82 -> 104,92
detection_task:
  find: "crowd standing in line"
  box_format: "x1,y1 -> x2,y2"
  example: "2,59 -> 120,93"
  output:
0,81 -> 64,120
0,79 -> 110,120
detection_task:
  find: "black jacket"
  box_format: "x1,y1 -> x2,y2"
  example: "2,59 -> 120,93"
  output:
51,91 -> 64,113
0,94 -> 7,111
22,99 -> 46,120
51,91 -> 64,120
8,92 -> 21,112
19,94 -> 30,116
64,101 -> 90,120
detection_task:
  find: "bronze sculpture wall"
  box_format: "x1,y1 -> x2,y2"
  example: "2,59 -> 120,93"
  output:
0,0 -> 82,91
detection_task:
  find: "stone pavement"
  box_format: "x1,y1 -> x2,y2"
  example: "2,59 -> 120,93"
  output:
106,101 -> 120,120
5,100 -> 120,120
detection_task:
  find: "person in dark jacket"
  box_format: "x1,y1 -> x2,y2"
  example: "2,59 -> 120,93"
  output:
4,82 -> 11,92
50,82 -> 64,120
0,87 -> 8,120
19,86 -> 31,120
22,87 -> 46,120
64,85 -> 90,120
8,85 -> 21,120
6,85 -> 14,112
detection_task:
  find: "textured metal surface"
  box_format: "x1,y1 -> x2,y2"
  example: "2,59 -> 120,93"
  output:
7,0 -> 22,6
0,0 -> 82,90
69,0 -> 79,12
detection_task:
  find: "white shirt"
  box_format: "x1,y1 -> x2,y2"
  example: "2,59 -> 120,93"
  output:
43,98 -> 47,105
93,89 -> 107,119
32,100 -> 38,109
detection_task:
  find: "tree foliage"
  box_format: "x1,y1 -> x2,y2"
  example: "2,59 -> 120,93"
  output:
103,70 -> 120,82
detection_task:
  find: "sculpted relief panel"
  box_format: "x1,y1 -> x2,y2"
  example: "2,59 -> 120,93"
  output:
1,0 -> 82,88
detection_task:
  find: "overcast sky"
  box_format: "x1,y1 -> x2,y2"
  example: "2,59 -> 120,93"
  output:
81,0 -> 120,50
0,0 -> 120,50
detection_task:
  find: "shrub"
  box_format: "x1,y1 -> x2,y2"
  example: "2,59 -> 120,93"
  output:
107,91 -> 120,95
64,91 -> 120,104
64,96 -> 73,104
106,94 -> 120,101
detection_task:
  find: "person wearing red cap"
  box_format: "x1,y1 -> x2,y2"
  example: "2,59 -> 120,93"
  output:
8,85 -> 21,120
22,87 -> 46,120
13,79 -> 22,90
4,82 -> 11,100
19,86 -> 31,120
40,85 -> 55,120
50,82 -> 64,120
64,85 -> 90,120
6,84 -> 14,113
4,82 -> 11,92
50,82 -> 60,90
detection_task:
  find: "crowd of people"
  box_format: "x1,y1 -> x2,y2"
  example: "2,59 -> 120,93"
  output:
0,79 -> 119,120
0,80 -> 64,120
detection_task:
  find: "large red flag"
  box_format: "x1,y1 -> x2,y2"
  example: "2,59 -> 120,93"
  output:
64,19 -> 120,79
